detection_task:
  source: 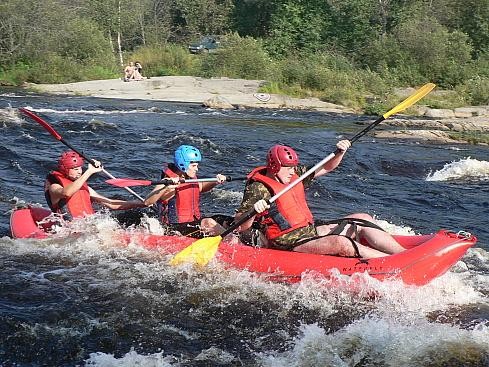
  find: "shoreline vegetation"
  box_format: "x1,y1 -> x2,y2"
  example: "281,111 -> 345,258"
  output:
1,0 -> 488,143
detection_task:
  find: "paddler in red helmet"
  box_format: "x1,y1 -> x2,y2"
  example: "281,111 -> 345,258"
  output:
45,150 -> 145,220
235,141 -> 406,258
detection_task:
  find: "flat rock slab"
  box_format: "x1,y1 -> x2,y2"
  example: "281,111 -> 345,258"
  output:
28,76 -> 354,113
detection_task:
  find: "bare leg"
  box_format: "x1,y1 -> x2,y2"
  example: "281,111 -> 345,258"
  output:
342,213 -> 405,254
308,213 -> 404,257
294,235 -> 389,259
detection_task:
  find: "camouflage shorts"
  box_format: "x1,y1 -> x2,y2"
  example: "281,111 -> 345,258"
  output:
270,225 -> 319,251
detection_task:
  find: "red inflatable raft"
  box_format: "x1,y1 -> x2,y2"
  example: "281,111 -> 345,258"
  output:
10,207 -> 477,286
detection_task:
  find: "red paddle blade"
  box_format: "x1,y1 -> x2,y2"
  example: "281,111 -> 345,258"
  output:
105,178 -> 153,187
19,108 -> 63,140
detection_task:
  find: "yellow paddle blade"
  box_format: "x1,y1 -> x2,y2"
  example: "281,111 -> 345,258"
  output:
169,235 -> 223,266
383,83 -> 436,119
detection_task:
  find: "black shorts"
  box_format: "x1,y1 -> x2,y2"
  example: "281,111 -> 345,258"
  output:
168,220 -> 203,238
168,215 -> 233,239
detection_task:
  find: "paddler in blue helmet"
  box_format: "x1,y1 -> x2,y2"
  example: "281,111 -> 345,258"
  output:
235,142 -> 406,258
144,145 -> 229,238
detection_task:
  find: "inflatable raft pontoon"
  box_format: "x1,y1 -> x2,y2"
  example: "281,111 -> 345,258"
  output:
10,207 -> 477,286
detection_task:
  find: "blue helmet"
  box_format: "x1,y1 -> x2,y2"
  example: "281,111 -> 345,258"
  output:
174,145 -> 202,171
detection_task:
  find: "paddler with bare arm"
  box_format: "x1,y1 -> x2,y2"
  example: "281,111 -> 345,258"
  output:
144,145 -> 230,238
234,142 -> 406,258
45,151 -> 145,220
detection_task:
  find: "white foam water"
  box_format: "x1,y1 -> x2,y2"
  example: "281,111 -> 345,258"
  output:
21,106 -> 182,115
0,106 -> 25,124
86,348 -> 175,366
257,267 -> 489,366
375,218 -> 415,235
258,317 -> 489,367
426,157 -> 489,182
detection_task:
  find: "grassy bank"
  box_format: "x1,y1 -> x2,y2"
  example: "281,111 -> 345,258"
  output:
448,131 -> 489,145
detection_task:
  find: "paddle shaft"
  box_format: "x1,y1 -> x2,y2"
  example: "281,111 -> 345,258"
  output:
349,116 -> 386,144
161,175 -> 247,184
19,108 -> 145,202
349,83 -> 436,143
108,175 -> 248,187
268,115 -> 388,204
154,176 -> 247,185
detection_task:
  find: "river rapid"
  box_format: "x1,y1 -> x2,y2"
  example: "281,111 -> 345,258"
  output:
1,90 -> 488,366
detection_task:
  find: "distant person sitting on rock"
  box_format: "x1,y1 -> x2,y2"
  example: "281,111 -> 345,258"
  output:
123,62 -> 143,81
135,61 -> 144,77
124,62 -> 135,81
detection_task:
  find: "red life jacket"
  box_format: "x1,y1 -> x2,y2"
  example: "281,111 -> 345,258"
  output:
44,170 -> 95,219
249,166 -> 314,240
158,165 -> 201,224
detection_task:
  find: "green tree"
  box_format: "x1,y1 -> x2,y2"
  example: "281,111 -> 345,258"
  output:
199,33 -> 272,79
359,13 -> 473,87
232,0 -> 279,38
142,0 -> 173,45
171,0 -> 234,40
0,0 -> 32,67
0,0 -> 56,62
396,17 -> 472,87
82,0 -> 142,64
411,0 -> 489,56
325,0 -> 382,54
265,0 -> 332,56
57,18 -> 113,63
451,0 -> 489,55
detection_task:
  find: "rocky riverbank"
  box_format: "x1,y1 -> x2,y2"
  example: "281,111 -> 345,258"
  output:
28,76 -> 489,144
27,76 -> 353,113
376,114 -> 489,144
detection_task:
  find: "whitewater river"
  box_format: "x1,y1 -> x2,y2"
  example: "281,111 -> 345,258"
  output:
1,90 -> 488,366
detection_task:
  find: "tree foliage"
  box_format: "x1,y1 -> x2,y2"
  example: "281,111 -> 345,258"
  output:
0,0 -> 488,106
199,33 -> 272,79
171,0 -> 234,39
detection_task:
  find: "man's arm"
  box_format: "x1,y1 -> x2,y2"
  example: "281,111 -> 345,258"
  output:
234,182 -> 271,232
144,184 -> 173,206
313,140 -> 350,178
89,187 -> 146,210
144,175 -> 180,206
48,164 -> 102,206
200,173 -> 227,193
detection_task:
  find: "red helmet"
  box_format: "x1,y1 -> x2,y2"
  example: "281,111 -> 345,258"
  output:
267,145 -> 299,174
58,151 -> 84,174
